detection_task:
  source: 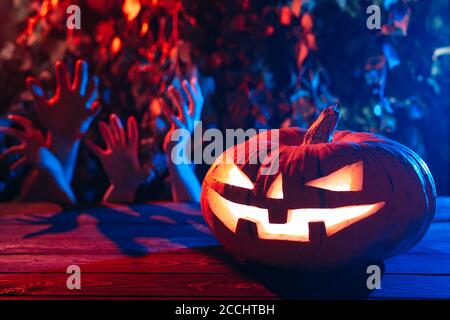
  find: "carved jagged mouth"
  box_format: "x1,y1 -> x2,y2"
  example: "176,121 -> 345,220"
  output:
206,189 -> 385,242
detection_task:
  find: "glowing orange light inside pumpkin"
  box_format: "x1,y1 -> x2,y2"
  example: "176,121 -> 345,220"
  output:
206,189 -> 385,242
206,161 -> 383,242
266,174 -> 284,199
212,163 -> 254,190
305,161 -> 364,191
123,0 -> 142,22
111,37 -> 123,55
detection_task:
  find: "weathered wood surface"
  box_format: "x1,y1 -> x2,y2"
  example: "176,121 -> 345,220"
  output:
0,198 -> 449,299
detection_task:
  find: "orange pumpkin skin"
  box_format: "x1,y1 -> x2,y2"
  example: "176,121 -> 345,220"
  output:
201,126 -> 436,270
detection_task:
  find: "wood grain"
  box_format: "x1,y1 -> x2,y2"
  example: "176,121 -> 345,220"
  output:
0,249 -> 238,274
0,273 -> 275,298
0,200 -> 449,299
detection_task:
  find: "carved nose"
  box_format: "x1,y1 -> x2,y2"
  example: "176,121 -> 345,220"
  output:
267,204 -> 289,224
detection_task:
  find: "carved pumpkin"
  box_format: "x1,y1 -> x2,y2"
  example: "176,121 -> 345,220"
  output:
200,106 -> 436,270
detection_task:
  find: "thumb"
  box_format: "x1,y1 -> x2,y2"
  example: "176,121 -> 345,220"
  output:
26,77 -> 48,109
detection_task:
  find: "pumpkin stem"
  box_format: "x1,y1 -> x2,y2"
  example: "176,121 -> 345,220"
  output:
302,104 -> 340,145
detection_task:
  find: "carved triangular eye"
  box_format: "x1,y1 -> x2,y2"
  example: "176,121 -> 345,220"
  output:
266,174 -> 284,199
213,164 -> 254,190
305,161 -> 363,191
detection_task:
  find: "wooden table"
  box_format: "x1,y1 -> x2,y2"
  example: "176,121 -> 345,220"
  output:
0,198 -> 449,299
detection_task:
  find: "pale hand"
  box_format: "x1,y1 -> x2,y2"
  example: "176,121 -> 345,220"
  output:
160,77 -> 204,153
27,60 -> 101,142
0,115 -> 62,173
86,114 -> 150,192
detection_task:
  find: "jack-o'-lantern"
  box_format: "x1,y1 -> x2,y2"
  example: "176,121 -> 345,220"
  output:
200,105 -> 436,270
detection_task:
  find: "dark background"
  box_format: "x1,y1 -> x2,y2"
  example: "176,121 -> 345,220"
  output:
0,0 -> 448,200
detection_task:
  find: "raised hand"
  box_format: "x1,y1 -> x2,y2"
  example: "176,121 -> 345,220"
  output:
160,77 -> 204,152
0,115 -> 52,171
158,77 -> 203,203
26,59 -> 101,182
26,60 -> 101,142
86,114 -> 150,202
0,115 -> 75,203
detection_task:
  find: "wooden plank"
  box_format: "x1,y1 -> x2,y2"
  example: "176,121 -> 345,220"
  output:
0,296 -> 280,300
0,249 -> 238,274
0,223 -> 213,240
435,197 -> 450,221
0,211 -> 448,275
0,275 -> 450,300
0,212 -> 219,255
384,250 -> 450,275
263,273 -> 450,299
0,237 -> 219,255
368,275 -> 450,299
0,273 -> 275,298
0,203 -> 62,218
2,250 -> 450,276
437,197 -> 450,208
0,202 -> 203,225
0,199 -> 449,299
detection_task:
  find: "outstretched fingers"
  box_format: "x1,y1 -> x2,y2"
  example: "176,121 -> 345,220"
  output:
85,76 -> 99,108
7,115 -> 33,133
109,114 -> 126,145
10,157 -> 26,170
190,77 -> 204,120
127,116 -> 139,148
182,80 -> 195,115
160,98 -> 184,129
0,145 -> 24,160
99,121 -> 116,149
0,134 -> 26,170
73,60 -> 89,96
0,126 -> 27,142
55,61 -> 71,93
191,77 -> 202,97
26,77 -> 48,108
168,85 -> 189,123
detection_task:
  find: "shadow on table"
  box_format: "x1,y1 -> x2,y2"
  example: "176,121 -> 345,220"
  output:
239,260 -> 385,299
194,246 -> 384,299
17,203 -> 216,256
